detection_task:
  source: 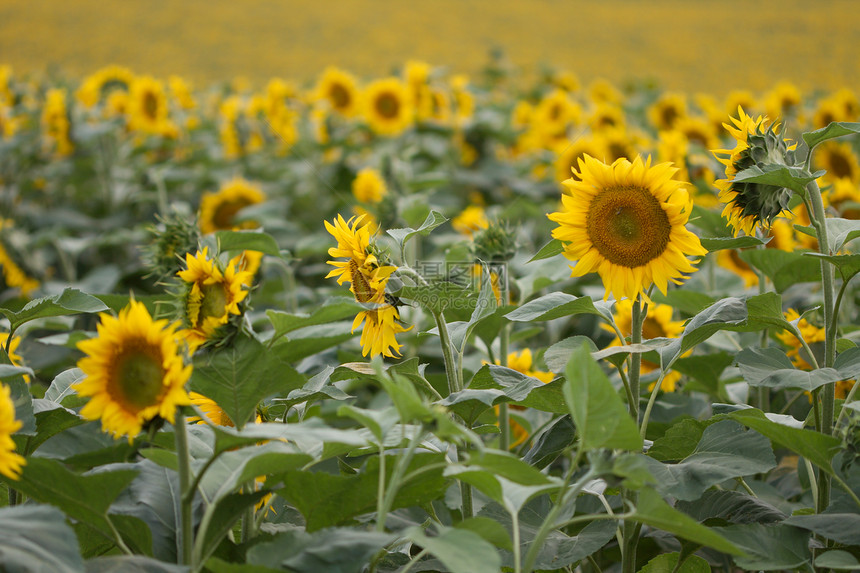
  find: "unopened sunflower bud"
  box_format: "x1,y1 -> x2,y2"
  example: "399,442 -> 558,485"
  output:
472,219 -> 517,263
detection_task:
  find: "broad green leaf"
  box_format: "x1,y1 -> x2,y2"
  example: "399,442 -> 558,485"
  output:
672,353 -> 734,394
700,236 -> 766,252
461,450 -> 554,486
713,523 -> 810,570
84,555 -> 189,572
274,321 -> 357,363
738,249 -> 821,293
34,420 -> 136,469
215,229 -> 281,256
689,204 -> 732,238
94,294 -> 171,316
806,252 -> 860,283
639,552 -> 710,573
564,345 -> 642,451
802,121 -> 860,150
645,420 -> 775,501
737,347 -> 843,391
815,550 -> 860,570
7,376 -> 35,435
522,415 -> 576,469
191,334 -> 304,429
196,491 -> 267,566
203,419 -> 369,460
337,404 -> 397,443
454,517 -> 514,551
31,399 -> 86,452
406,525 -> 502,573
204,558 -> 277,573
6,457 -> 138,546
266,299 -> 362,341
659,297 -> 748,364
448,269 -> 499,351
45,368 -> 87,408
784,513 -> 860,545
505,292 -> 612,322
631,488 -> 743,555
528,238 -> 564,262
675,489 -> 785,525
396,282 -> 470,314
444,466 -> 557,513
647,418 -> 707,462
277,452 -> 447,531
650,290 -> 716,316
0,504 -> 84,573
728,408 -> 841,476
246,527 -> 394,573
0,364 -> 33,379
824,217 -> 860,252
544,336 -> 598,373
732,164 -> 819,197
387,210 -> 448,246
278,366 -> 350,407
745,291 -> 792,331
0,288 -> 108,333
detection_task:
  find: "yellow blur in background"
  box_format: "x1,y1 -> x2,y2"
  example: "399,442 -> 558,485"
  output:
1,0 -> 859,92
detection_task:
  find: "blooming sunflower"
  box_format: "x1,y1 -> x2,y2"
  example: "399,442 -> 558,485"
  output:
0,220 -> 40,297
127,76 -> 176,137
74,301 -> 191,440
76,65 -> 135,108
764,81 -> 803,122
0,383 -> 24,480
815,141 -> 860,184
352,168 -> 388,204
316,67 -> 360,117
553,136 -> 606,184
363,78 -> 413,136
177,248 -> 252,350
41,88 -> 73,156
548,154 -> 706,301
713,107 -> 795,236
452,205 -> 490,237
648,92 -> 688,131
199,179 -> 266,234
325,215 -> 411,358
1,333 -> 29,384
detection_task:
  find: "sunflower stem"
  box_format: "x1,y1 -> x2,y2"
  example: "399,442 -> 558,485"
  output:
174,409 -> 194,567
628,296 -> 645,422
432,310 -> 461,396
498,262 -> 511,451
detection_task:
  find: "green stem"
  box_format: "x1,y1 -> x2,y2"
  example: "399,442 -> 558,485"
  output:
378,428 -> 426,532
498,263 -> 511,451
375,441 -> 388,532
511,509 -> 523,573
433,310 -> 461,396
628,297 -> 645,423
174,410 -> 194,566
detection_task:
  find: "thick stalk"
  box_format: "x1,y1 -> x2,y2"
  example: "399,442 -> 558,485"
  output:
377,428 -> 425,532
622,296 -> 645,573
432,311 -> 461,396
174,410 -> 194,566
497,262 -> 511,451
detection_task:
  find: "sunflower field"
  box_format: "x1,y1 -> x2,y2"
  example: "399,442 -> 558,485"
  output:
2,55 -> 860,573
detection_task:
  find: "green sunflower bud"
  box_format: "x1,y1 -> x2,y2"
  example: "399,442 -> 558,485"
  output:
472,219 -> 517,263
143,211 -> 202,280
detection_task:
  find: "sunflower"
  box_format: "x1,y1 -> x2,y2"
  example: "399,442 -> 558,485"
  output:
452,206 -> 490,237
813,97 -> 846,130
127,76 -> 177,137
41,88 -> 73,156
588,78 -> 623,105
724,90 -> 759,117
352,168 -> 388,204
716,218 -> 796,287
548,154 -> 706,301
74,301 -> 191,440
589,103 -> 625,131
675,116 -> 720,151
1,333 -> 29,384
169,75 -> 196,110
199,179 -> 266,234
764,81 -> 803,121
607,299 -> 685,392
177,248 -> 252,350
713,107 -> 795,236
0,384 -> 24,480
648,92 -> 688,131
776,309 -> 825,370
325,215 -> 411,358
363,78 -> 413,136
815,141 -> 860,184
76,65 -> 135,108
553,136 -> 606,184
553,70 -> 581,93
315,67 -> 360,117
450,74 -> 475,126
827,178 -> 860,219
0,220 -> 40,296
533,90 -> 581,139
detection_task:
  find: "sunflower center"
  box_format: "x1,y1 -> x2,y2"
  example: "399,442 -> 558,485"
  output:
199,282 -> 229,321
642,317 -> 666,340
661,105 -> 679,127
375,93 -> 400,119
330,83 -> 351,109
828,151 -> 853,179
586,185 -> 671,268
114,347 -> 164,410
143,92 -> 159,121
212,199 -> 250,230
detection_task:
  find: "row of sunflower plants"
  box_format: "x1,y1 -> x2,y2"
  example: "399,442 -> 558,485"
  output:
0,61 -> 860,572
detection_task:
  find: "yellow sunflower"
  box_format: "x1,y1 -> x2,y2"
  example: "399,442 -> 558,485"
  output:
127,76 -> 176,137
363,78 -> 413,136
648,92 -> 688,131
608,299 -> 685,392
169,75 -> 196,110
764,81 -> 803,122
533,90 -> 582,139
1,333 -> 29,384
76,65 -> 135,108
776,309 -> 825,370
74,301 -> 192,441
675,116 -> 720,150
352,168 -> 388,204
199,179 -> 266,234
716,218 -> 796,287
548,154 -> 707,302
827,178 -> 860,219
452,205 -> 489,237
724,90 -> 759,117
553,136 -> 606,184
315,67 -> 360,117
713,107 -> 794,236
815,141 -> 860,184
0,220 -> 40,297
41,88 -> 73,157
0,383 -> 24,480
177,248 -> 252,350
589,103 -> 626,132
588,78 -> 623,105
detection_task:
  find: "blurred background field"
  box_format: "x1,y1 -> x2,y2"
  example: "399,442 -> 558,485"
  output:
2,0 -> 859,93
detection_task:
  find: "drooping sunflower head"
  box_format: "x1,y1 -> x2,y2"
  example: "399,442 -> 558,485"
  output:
548,154 -> 707,301
0,383 -> 24,480
315,67 -> 360,117
352,167 -> 388,204
363,78 -> 413,136
199,179 -> 266,235
712,107 -> 796,236
177,248 -> 253,350
74,300 -> 192,441
352,304 -> 412,358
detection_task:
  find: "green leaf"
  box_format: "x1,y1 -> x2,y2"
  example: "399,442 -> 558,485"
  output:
522,415 -> 576,469
784,513 -> 860,545
406,525 -> 502,573
700,236 -> 767,252
94,294 -> 172,316
277,453 -> 447,531
266,298 -> 362,341
278,366 -> 350,407
528,238 -> 564,262
806,252 -> 860,283
196,491 -> 267,565
0,504 -> 84,573
31,399 -> 86,453
802,121 -> 860,150
505,292 -> 612,322
454,517 -> 514,551
732,164 -> 819,197
0,364 -> 33,380
246,527 -> 394,573
659,297 -> 749,364
631,488 -> 743,555
745,292 -> 792,331
6,376 -> 35,436
672,353 -> 735,394
676,489 -> 786,525
387,210 -> 448,246
647,418 -> 707,462
84,555 -> 189,572
448,269 -> 499,351
274,321 -> 357,363
337,404 -> 397,443
824,217 -> 860,252
0,288 -> 108,333
191,334 -> 304,429
815,550 -> 860,570
728,408 -> 841,476
713,524 -> 810,570
737,346 -> 843,391
738,249 -> 821,293
396,282 -> 471,314
215,229 -> 281,256
445,456 -> 558,513
639,552 -> 711,573
564,345 -> 642,451
203,419 -> 369,460
45,368 -> 87,408
645,420 -> 775,501
650,290 -> 716,316
544,336 -> 599,373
